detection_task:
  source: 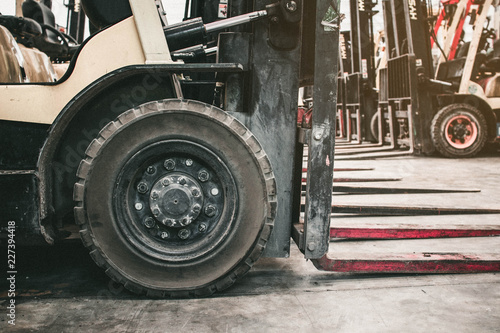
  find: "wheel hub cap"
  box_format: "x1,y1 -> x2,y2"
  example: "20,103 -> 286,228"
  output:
149,173 -> 204,227
453,123 -> 468,139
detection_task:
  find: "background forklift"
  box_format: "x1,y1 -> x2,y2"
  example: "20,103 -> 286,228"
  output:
337,0 -> 378,145
431,0 -> 500,157
331,0 -> 500,159
1,0 -> 500,298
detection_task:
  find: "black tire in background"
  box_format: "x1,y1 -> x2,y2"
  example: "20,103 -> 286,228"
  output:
431,103 -> 488,158
73,99 -> 276,297
370,112 -> 379,141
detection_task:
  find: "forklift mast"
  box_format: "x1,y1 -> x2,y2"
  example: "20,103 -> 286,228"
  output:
344,0 -> 378,143
431,0 -> 473,62
65,0 -> 86,43
334,0 -> 379,144
434,0 -> 496,93
381,0 -> 435,154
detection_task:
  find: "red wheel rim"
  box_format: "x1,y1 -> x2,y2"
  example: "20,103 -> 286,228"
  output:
444,114 -> 478,149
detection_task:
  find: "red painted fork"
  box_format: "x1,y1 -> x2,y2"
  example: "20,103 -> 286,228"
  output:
330,225 -> 500,240
312,253 -> 500,273
313,225 -> 500,273
303,225 -> 500,273
303,168 -> 374,172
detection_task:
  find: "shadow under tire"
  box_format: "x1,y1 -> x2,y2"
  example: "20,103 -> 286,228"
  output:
431,103 -> 487,158
73,99 -> 276,297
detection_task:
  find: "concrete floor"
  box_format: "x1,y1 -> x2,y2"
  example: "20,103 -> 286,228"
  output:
1,152 -> 500,332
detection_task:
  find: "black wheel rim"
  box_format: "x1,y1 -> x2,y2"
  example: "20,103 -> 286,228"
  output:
113,139 -> 238,264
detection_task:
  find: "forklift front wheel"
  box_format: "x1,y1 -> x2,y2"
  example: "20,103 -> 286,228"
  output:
431,103 -> 487,158
73,99 -> 276,297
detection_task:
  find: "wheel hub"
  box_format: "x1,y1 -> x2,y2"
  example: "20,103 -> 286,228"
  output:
149,173 -> 204,227
113,137 -> 238,265
445,114 -> 478,149
125,143 -> 230,251
452,123 -> 468,139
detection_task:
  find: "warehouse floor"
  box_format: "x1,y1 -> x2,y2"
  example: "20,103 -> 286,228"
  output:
2,151 -> 500,332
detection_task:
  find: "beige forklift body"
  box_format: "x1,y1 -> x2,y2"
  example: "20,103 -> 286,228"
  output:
0,18 -> 146,124
1,0 -> 173,125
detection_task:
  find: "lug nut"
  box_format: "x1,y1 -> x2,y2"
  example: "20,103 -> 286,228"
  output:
135,202 -> 143,211
153,208 -> 160,216
178,177 -> 187,185
198,223 -> 207,233
286,0 -> 298,12
198,170 -> 209,182
185,159 -> 193,166
204,205 -> 217,217
192,188 -> 200,197
160,231 -> 169,239
161,178 -> 170,186
137,182 -> 149,194
151,192 -> 159,200
178,228 -> 191,240
165,218 -> 175,227
164,159 -> 175,170
192,204 -> 201,214
146,166 -> 156,174
180,217 -> 190,226
143,217 -> 155,228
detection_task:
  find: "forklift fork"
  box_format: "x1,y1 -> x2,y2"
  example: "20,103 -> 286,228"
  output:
312,253 -> 500,274
294,219 -> 500,274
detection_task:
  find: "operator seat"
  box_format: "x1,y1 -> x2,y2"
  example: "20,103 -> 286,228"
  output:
484,39 -> 500,72
80,0 -> 132,30
0,25 -> 24,83
22,0 -> 57,43
0,0 -> 78,61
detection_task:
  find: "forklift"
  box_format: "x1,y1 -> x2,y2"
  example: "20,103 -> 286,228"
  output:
375,0 -> 500,158
337,0 -> 379,145
1,0 -> 500,298
431,0 -> 500,157
333,0 -> 499,159
328,0 -> 392,158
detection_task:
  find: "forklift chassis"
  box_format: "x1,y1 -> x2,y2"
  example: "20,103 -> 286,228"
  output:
0,0 -> 339,296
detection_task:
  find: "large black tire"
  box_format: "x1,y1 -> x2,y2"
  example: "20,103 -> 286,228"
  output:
73,99 -> 276,297
431,103 -> 487,158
